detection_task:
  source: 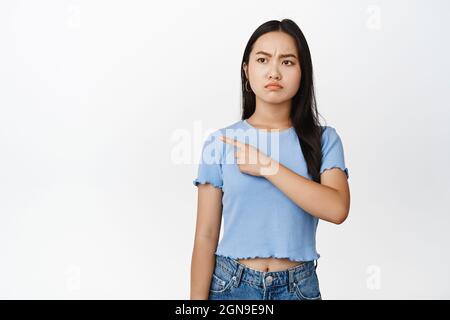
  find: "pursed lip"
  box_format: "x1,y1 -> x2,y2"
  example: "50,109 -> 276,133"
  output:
264,82 -> 283,88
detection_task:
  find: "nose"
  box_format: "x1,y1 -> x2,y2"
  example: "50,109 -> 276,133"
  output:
267,58 -> 281,79
268,66 -> 281,80
269,74 -> 280,80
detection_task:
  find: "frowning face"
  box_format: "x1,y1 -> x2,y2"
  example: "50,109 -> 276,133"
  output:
243,31 -> 301,105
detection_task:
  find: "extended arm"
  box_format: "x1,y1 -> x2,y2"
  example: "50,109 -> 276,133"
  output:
190,184 -> 223,299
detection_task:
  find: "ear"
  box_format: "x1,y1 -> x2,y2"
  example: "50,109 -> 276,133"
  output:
242,62 -> 248,79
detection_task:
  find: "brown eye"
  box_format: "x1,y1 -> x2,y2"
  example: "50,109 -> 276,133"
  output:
257,58 -> 266,63
283,60 -> 294,65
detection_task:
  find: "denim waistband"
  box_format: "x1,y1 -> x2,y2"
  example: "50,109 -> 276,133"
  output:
214,254 -> 318,289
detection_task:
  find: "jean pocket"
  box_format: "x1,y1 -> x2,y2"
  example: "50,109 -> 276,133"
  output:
209,272 -> 235,294
294,270 -> 322,300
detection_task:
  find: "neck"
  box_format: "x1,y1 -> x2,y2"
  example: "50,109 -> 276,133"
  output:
248,97 -> 292,129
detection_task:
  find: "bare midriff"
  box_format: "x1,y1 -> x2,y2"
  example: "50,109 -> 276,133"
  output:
237,257 -> 305,272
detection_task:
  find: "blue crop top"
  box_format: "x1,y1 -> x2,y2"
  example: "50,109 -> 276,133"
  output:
192,119 -> 349,262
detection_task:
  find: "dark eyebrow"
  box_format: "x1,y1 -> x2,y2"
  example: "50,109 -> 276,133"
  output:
255,51 -> 298,60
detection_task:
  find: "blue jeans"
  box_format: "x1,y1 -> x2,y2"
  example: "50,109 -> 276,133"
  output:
208,254 -> 322,300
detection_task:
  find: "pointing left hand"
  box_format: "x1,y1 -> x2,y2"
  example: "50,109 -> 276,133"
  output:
219,135 -> 278,177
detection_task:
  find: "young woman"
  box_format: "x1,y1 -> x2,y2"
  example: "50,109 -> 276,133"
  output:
190,19 -> 350,300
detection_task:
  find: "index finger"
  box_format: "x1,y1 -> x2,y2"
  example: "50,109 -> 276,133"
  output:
219,135 -> 245,148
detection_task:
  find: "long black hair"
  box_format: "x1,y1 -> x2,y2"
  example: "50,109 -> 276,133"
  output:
240,19 -> 326,183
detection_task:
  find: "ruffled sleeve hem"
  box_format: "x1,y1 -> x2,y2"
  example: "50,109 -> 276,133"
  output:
320,166 -> 349,179
192,178 -> 223,189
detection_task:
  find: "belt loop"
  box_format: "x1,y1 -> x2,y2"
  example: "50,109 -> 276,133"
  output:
233,264 -> 244,287
288,269 -> 295,293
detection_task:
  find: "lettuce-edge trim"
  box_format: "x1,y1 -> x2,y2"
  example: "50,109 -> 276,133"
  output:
216,253 -> 320,263
320,166 -> 349,179
193,178 -> 223,189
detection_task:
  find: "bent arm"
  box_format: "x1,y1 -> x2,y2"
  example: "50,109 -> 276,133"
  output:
262,160 -> 350,224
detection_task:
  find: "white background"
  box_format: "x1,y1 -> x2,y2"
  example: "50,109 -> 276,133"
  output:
0,0 -> 449,299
